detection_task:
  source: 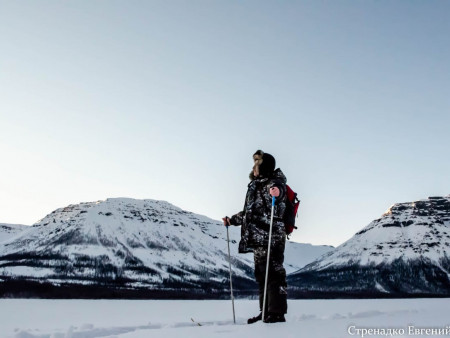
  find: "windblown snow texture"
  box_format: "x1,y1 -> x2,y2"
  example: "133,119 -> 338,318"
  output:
288,195 -> 450,298
3,298 -> 447,338
0,198 -> 330,298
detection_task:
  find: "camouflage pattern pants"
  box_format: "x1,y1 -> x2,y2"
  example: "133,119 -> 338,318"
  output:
254,239 -> 287,314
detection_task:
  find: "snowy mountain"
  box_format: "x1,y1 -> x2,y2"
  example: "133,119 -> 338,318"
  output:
0,198 -> 331,298
288,195 -> 450,297
0,223 -> 29,243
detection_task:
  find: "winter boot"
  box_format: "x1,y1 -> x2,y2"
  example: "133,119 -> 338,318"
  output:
263,313 -> 286,323
247,312 -> 263,324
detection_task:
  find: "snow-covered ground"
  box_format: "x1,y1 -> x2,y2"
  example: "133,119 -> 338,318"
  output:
1,298 -> 449,338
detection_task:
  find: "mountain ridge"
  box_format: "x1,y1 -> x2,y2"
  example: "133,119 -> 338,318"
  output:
0,197 -> 331,298
288,195 -> 450,298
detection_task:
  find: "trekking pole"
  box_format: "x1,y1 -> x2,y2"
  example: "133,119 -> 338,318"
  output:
226,223 -> 236,324
262,195 -> 276,322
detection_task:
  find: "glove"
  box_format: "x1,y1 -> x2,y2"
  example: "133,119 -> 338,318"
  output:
222,216 -> 231,226
269,186 -> 280,197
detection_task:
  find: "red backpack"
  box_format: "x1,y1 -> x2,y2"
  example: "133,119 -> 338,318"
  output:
284,185 -> 301,237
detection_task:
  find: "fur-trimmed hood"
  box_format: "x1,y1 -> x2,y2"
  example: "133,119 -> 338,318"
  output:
249,150 -> 278,180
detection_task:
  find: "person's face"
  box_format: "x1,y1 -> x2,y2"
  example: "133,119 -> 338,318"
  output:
253,158 -> 260,177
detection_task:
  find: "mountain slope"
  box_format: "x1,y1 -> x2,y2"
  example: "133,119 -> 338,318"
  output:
0,198 -> 331,298
288,195 -> 450,298
0,223 -> 29,243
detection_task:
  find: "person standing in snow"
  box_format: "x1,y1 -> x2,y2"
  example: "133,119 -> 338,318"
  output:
223,150 -> 288,324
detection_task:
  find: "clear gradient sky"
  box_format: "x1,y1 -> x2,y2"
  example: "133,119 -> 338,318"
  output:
1,1 -> 449,247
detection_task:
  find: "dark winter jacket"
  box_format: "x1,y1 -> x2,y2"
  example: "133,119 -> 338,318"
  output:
230,168 -> 287,253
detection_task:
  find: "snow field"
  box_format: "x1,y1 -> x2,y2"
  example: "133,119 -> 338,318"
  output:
1,298 -> 450,338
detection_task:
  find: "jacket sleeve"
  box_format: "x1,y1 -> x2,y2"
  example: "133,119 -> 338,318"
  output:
230,211 -> 244,226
